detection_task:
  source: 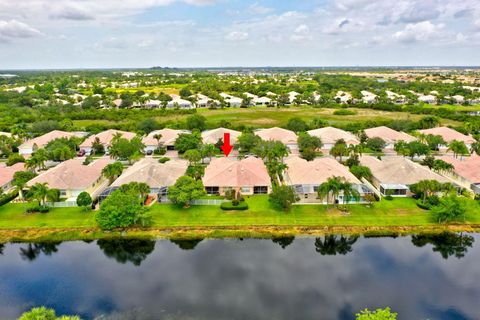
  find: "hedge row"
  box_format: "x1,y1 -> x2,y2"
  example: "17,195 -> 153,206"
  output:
0,191 -> 18,206
220,201 -> 249,211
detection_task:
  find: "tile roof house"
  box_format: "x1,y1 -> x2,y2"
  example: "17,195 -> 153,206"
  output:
308,127 -> 360,149
0,162 -> 25,192
220,93 -> 243,107
255,127 -> 298,150
111,158 -> 188,197
143,128 -> 190,152
364,126 -> 416,149
284,156 -> 371,203
80,129 -> 137,155
202,157 -> 271,195
418,127 -> 476,147
166,96 -> 194,109
19,130 -> 87,157
437,155 -> 480,194
27,158 -> 112,200
359,155 -> 451,197
201,128 -> 241,145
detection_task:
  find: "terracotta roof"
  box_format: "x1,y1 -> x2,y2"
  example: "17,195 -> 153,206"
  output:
418,127 -> 475,144
20,130 -> 83,149
437,155 -> 480,183
201,128 -> 241,145
202,157 -> 271,187
359,155 -> 450,185
255,127 -> 298,145
0,163 -> 25,187
142,128 -> 190,146
308,127 -> 360,145
80,129 -> 136,148
111,158 -> 188,188
27,158 -> 111,190
285,156 -> 361,185
364,126 -> 416,144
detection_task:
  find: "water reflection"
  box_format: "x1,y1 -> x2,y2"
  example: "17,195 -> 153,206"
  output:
271,236 -> 295,249
0,243 -> 4,255
411,232 -> 475,259
97,239 -> 156,266
170,239 -> 203,250
0,233 -> 479,319
18,242 -> 61,261
314,235 -> 358,255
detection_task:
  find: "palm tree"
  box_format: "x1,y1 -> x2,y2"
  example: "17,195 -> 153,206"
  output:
447,140 -> 469,159
137,183 -> 151,206
341,181 -> 361,204
102,162 -> 124,184
29,183 -> 49,206
470,141 -> 480,156
153,133 -> 163,150
318,176 -> 343,208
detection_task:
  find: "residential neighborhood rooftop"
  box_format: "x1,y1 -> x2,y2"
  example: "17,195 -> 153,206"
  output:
201,128 -> 241,145
20,130 -> 85,149
364,126 -> 416,144
359,155 -> 451,185
80,129 -> 137,149
308,127 -> 360,146
202,157 -> 271,188
418,127 -> 475,144
0,162 -> 25,187
111,158 -> 189,188
143,128 -> 190,147
284,156 -> 361,185
27,158 -> 111,190
254,127 -> 298,145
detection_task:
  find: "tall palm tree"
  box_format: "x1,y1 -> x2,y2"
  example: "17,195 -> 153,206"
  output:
318,176 -> 343,208
102,162 -> 124,184
153,133 -> 163,150
29,183 -> 49,206
447,140 -> 469,159
341,181 -> 361,204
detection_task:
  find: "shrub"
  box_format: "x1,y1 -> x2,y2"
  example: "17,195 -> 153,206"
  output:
232,199 -> 240,206
26,205 -> 50,213
384,195 -> 393,201
221,201 -> 249,210
95,190 -> 146,229
333,109 -> 357,116
6,153 -> 25,166
0,191 -> 18,206
155,147 -> 167,155
158,157 -> 170,163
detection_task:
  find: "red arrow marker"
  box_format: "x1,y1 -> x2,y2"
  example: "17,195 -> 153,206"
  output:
221,132 -> 233,157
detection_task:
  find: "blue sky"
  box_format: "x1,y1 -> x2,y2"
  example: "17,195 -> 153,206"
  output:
0,0 -> 479,69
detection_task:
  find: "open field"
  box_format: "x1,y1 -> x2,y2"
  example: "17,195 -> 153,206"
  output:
1,197 -> 479,242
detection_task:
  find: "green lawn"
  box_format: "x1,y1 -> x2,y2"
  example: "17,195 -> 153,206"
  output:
1,196 -> 479,230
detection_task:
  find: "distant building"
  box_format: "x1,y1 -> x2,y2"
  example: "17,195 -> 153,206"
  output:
437,155 -> 480,194
418,127 -> 475,149
143,128 -> 190,152
364,126 -> 416,149
80,129 -> 136,155
0,162 -> 25,192
308,127 -> 359,150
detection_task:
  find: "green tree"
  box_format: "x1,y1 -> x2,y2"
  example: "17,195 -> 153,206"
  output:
184,149 -> 202,166
19,306 -> 81,320
76,191 -> 92,211
108,136 -> 145,163
102,162 -> 124,184
253,140 -> 289,183
340,180 -> 360,204
356,307 -> 397,320
447,140 -> 469,158
96,190 -> 146,229
174,132 -> 202,154
297,133 -> 322,161
432,195 -> 466,223
329,140 -> 349,161
137,118 -> 160,134
91,137 -> 104,155
317,176 -> 343,207
269,185 -> 297,211
200,143 -> 217,162
365,137 -> 386,152
350,165 -> 372,181
6,153 -> 25,166
286,117 -> 308,133
236,132 -> 261,154
25,149 -> 48,171
29,182 -> 50,206
168,175 -> 206,208
12,171 -> 37,200
186,114 -> 207,131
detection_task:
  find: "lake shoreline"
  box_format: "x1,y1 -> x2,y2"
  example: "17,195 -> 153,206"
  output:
2,224 -> 480,242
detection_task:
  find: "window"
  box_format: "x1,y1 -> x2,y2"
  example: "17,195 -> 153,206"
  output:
313,185 -> 319,192
241,187 -> 250,193
253,186 -> 268,194
206,186 -> 219,195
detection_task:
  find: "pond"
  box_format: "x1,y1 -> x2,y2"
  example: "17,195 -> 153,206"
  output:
0,233 -> 479,320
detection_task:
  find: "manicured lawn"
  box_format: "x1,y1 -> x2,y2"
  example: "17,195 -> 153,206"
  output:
149,196 -> 480,228
0,204 -> 95,229
1,196 -> 479,230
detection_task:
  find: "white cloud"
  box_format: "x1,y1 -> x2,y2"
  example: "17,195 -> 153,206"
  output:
248,3 -> 274,15
393,21 -> 444,43
0,20 -> 42,42
226,31 -> 249,41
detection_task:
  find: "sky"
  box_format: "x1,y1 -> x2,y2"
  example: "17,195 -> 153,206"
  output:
0,0 -> 479,69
